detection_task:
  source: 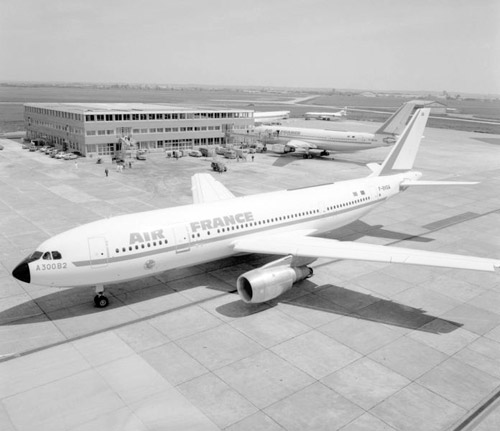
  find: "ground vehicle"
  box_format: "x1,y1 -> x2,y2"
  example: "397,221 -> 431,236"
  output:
215,146 -> 226,155
55,152 -> 67,159
211,161 -> 227,172
49,150 -> 60,158
224,150 -> 236,159
189,150 -> 202,157
29,145 -> 36,151
22,144 -> 29,149
136,151 -> 146,160
64,153 -> 78,160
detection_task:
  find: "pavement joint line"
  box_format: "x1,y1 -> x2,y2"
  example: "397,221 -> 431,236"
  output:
0,289 -> 234,364
452,388 -> 500,431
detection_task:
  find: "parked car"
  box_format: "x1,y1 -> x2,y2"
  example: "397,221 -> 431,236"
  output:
189,150 -> 202,157
49,149 -> 60,158
211,161 -> 227,172
55,152 -> 67,159
224,150 -> 236,159
29,145 -> 37,151
136,151 -> 146,160
64,153 -> 78,160
22,144 -> 29,149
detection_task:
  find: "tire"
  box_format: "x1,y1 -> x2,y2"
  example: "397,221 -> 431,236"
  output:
94,295 -> 109,308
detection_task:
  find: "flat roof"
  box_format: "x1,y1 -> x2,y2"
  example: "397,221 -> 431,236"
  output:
24,102 -> 253,114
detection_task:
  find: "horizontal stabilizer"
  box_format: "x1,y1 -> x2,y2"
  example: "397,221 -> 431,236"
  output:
191,173 -> 235,204
401,180 -> 479,186
366,163 -> 381,175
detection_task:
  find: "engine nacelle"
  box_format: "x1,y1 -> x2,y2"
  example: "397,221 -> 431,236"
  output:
237,265 -> 312,304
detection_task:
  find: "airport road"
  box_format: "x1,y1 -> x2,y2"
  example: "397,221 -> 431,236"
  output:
0,121 -> 499,431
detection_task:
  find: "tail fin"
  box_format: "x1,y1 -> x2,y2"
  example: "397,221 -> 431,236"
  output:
375,102 -> 417,137
377,108 -> 430,176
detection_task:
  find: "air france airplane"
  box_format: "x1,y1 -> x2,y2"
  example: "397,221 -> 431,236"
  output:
251,101 -> 417,158
12,109 -> 499,308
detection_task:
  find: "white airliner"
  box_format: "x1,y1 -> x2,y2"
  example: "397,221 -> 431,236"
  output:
12,109 -> 499,308
253,110 -> 290,125
304,107 -> 347,121
250,101 -> 417,158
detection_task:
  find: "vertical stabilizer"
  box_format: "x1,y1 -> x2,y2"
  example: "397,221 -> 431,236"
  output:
375,102 -> 417,137
377,108 -> 430,176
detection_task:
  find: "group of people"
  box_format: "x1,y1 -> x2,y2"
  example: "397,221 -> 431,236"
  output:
104,161 -> 133,177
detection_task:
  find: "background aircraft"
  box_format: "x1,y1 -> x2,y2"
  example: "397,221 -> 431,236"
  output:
253,110 -> 290,125
12,108 -> 499,308
240,101 -> 417,158
304,107 -> 347,121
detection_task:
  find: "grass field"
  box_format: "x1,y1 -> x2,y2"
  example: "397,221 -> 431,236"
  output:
1,84 -> 499,134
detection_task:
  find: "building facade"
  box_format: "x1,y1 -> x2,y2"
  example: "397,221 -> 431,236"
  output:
24,103 -> 254,157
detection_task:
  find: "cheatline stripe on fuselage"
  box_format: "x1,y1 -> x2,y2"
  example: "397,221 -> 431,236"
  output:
71,196 -> 385,268
269,137 -> 377,145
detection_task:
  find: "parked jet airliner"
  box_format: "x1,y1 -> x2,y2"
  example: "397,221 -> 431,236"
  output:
253,110 -> 290,125
12,109 -> 499,308
304,107 -> 347,121
248,101 -> 417,158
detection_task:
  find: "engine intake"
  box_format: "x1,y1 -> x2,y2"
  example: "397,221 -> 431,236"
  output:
237,265 -> 312,304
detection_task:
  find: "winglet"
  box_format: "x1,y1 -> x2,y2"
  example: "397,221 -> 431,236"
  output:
377,108 -> 430,176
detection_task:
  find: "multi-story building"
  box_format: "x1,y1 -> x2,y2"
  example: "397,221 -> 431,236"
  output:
24,103 -> 253,157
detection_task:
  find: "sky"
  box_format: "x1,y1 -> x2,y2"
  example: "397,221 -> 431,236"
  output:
0,0 -> 499,94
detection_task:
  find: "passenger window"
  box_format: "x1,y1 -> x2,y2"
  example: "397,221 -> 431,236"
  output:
52,251 -> 62,260
43,252 -> 52,260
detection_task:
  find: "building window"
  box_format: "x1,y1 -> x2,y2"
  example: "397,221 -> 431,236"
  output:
96,115 -> 104,121
115,114 -> 122,121
106,114 -> 113,121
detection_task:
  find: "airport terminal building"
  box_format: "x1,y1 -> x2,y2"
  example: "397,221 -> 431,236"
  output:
24,103 -> 253,157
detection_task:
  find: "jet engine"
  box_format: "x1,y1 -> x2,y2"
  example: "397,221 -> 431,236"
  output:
237,257 -> 313,303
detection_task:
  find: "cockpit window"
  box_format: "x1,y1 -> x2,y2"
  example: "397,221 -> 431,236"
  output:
52,251 -> 62,260
42,252 -> 52,260
25,251 -> 43,263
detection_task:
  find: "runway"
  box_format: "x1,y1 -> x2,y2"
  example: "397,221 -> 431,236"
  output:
0,120 -> 499,430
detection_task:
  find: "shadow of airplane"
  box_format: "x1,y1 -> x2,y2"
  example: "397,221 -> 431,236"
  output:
1,264 -> 461,336
268,153 -> 370,168
216,282 -> 462,334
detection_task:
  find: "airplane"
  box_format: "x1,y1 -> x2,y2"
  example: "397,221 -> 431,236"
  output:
253,110 -> 290,125
12,108 -> 499,308
304,107 -> 347,121
244,101 -> 417,158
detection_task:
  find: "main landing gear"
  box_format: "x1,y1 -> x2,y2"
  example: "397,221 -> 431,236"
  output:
93,284 -> 109,308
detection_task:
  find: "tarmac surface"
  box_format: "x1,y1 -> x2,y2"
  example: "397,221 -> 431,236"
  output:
0,119 -> 499,431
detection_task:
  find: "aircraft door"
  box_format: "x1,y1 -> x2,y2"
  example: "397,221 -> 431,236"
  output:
88,237 -> 109,268
370,186 -> 380,200
172,224 -> 191,254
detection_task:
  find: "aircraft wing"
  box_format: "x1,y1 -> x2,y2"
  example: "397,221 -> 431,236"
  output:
191,173 -> 235,204
233,234 -> 500,272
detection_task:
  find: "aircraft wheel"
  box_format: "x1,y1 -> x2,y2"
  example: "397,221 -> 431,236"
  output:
303,154 -> 308,159
306,267 -> 314,278
94,295 -> 109,308
308,154 -> 313,159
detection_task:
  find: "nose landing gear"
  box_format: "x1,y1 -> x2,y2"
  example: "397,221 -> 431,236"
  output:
94,285 -> 109,308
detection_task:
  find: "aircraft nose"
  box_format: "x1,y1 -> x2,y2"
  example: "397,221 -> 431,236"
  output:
12,262 -> 30,283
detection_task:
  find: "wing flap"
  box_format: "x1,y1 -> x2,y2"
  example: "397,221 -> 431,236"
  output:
233,235 -> 500,272
191,173 -> 235,204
